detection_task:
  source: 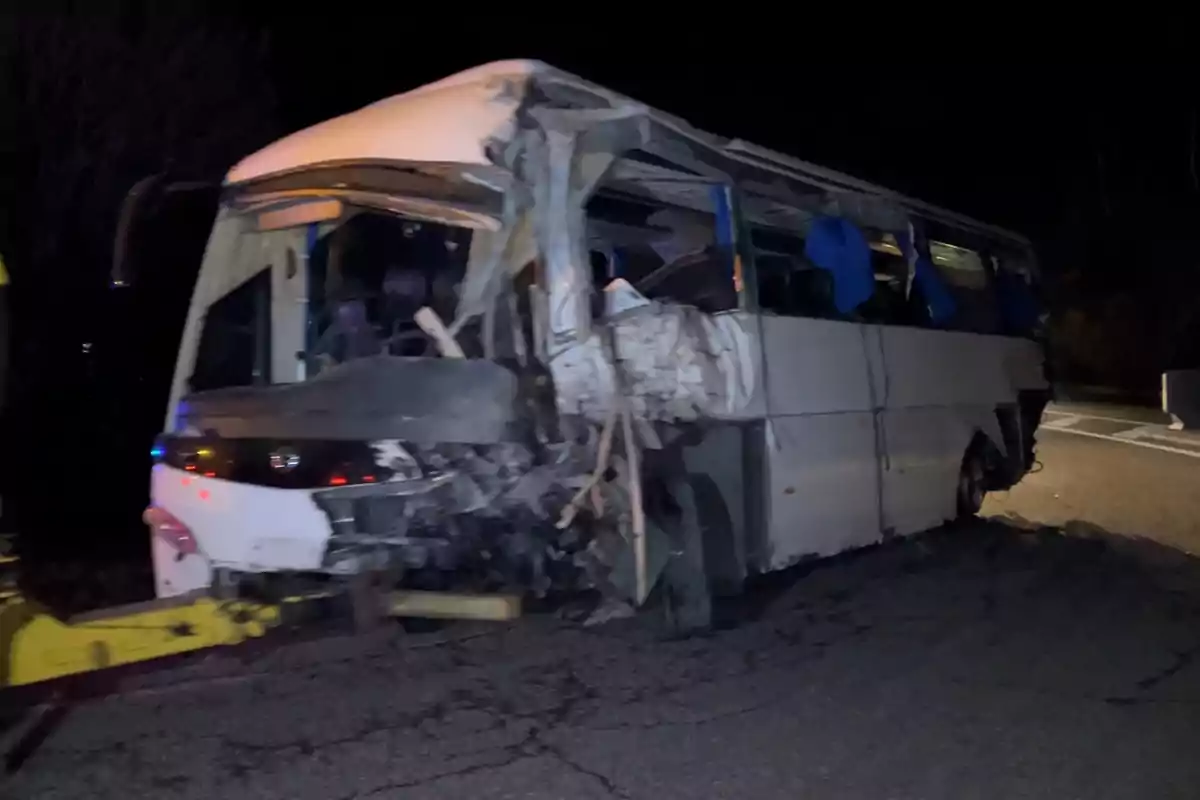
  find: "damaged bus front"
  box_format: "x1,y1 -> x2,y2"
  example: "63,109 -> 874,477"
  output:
141,61 -> 1048,632
147,169 -> 616,611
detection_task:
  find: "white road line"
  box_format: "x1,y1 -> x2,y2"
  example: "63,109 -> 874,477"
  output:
1044,408 -> 1167,426
1041,425 -> 1200,459
1040,414 -> 1082,429
1110,424 -> 1165,441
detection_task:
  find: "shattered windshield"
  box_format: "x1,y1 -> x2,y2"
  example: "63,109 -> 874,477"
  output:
187,205 -> 481,393
307,211 -> 474,371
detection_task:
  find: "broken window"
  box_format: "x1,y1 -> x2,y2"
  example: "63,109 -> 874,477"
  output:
750,226 -> 839,319
307,210 -> 474,367
857,236 -> 915,326
928,239 -> 1000,334
585,183 -> 739,315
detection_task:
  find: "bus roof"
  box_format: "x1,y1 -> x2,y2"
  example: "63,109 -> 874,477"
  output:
226,60 -> 1031,249
225,61 -> 562,184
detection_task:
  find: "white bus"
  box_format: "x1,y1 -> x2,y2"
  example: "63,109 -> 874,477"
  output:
132,60 -> 1048,631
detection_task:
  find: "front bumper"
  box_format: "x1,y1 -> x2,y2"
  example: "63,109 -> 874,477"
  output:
149,464 -> 333,597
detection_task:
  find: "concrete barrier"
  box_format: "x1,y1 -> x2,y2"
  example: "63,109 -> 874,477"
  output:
1163,370 -> 1200,430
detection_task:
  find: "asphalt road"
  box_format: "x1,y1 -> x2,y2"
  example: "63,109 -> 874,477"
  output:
9,422 -> 1200,800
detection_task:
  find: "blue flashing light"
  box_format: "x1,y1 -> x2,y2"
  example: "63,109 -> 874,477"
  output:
150,444 -> 165,460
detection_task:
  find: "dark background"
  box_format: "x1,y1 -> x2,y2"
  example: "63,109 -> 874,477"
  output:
2,6 -> 1198,565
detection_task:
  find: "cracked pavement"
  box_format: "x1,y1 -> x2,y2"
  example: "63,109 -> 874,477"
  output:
8,429 -> 1200,799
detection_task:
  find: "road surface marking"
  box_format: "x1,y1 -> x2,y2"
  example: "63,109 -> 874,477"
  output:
1041,425 -> 1200,459
1041,414 -> 1082,429
1044,408 -> 1163,426
1109,424 -> 1166,440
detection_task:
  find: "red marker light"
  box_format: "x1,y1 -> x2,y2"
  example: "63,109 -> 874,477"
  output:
329,474 -> 347,486
362,475 -> 376,483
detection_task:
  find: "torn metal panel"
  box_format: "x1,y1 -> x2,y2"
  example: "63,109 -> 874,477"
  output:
453,107 -> 641,350
448,87 -> 762,426
511,106 -> 648,350
548,300 -> 758,425
311,429 -> 629,598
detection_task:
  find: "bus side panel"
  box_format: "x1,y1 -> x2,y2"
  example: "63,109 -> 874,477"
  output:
765,414 -> 881,568
879,406 -> 971,534
878,327 -> 1025,409
876,327 -> 1044,535
757,316 -> 882,569
758,316 -> 875,417
754,317 -> 1046,561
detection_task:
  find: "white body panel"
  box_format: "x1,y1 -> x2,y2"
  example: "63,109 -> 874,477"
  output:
225,61 -> 538,184
766,412 -> 882,565
758,315 -> 1045,569
880,406 -> 973,538
759,316 -> 879,416
150,465 -> 331,596
151,533 -> 212,599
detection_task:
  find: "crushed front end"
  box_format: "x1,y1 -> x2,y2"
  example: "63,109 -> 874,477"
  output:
146,356 -> 625,607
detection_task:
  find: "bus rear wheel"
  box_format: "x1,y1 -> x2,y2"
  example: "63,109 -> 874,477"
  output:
956,446 -> 988,518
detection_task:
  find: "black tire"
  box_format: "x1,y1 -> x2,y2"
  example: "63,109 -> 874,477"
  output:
659,557 -> 712,638
349,573 -> 384,633
656,476 -> 713,638
956,444 -> 988,519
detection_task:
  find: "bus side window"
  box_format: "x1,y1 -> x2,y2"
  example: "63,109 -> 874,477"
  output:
585,188 -> 739,314
750,227 -> 839,319
857,245 -> 912,326
993,253 -> 1040,337
190,268 -> 272,392
929,241 -> 999,334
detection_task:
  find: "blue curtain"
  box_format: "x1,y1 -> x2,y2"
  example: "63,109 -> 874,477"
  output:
895,226 -> 956,324
804,216 -> 874,314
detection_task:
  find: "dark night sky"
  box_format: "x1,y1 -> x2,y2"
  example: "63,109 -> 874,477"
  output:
262,35 -> 1177,235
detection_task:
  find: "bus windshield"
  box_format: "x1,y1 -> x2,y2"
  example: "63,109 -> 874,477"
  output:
306,211 -> 474,370
188,205 -> 481,393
